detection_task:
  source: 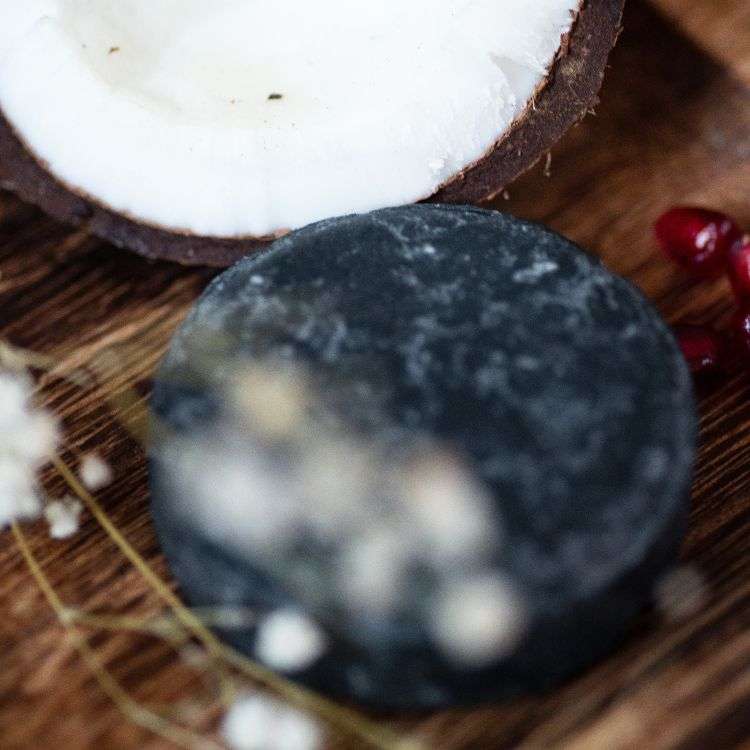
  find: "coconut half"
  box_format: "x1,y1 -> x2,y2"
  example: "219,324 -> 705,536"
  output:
0,1 -> 623,266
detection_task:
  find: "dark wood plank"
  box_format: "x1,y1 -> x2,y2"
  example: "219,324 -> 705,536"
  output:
1,2 -> 749,748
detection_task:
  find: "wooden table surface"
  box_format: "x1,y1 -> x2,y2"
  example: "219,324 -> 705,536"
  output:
1,2 -> 749,748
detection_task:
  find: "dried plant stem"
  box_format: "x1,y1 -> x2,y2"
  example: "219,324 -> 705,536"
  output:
65,608 -> 257,639
0,340 -> 59,372
63,610 -> 190,644
51,454 -> 418,750
11,522 -> 223,750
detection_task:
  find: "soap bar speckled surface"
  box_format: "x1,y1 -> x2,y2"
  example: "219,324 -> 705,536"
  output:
149,205 -> 696,709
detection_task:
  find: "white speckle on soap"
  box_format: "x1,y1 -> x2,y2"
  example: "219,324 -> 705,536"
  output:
621,323 -> 639,340
512,260 -> 559,283
515,355 -> 540,371
642,447 -> 669,482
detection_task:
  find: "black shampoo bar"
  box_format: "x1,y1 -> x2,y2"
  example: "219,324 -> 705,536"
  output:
150,205 -> 696,709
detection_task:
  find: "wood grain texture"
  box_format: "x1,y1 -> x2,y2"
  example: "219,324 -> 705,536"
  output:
1,1 -> 749,748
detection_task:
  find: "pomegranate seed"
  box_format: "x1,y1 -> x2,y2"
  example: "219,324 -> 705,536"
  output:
728,237 -> 750,304
732,308 -> 750,359
674,325 -> 724,375
655,207 -> 742,276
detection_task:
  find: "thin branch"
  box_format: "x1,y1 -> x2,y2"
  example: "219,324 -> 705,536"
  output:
12,522 -> 223,750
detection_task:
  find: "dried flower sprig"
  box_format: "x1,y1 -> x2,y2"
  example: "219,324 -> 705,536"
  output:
0,370 -> 58,527
2,337 -> 421,750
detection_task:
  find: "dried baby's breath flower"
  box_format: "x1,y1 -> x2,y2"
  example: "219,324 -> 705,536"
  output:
221,692 -> 322,750
254,609 -> 327,673
79,452 -> 113,491
44,496 -> 84,539
400,450 -> 499,564
337,528 -> 408,615
430,573 -> 527,668
231,365 -> 309,440
0,371 -> 58,528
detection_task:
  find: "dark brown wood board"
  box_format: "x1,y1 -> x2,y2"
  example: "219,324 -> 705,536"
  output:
1,1 -> 749,748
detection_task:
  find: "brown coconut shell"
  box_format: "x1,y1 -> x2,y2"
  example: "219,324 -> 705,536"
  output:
0,0 -> 624,267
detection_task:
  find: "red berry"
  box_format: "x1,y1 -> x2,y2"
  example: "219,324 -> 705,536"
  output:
728,237 -> 750,304
732,309 -> 750,359
674,324 -> 724,375
655,207 -> 742,276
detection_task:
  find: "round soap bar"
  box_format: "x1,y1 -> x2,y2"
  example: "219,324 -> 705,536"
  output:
149,205 -> 696,709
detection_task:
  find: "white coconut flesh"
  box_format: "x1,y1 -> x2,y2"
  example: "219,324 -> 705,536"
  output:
0,1 -> 579,239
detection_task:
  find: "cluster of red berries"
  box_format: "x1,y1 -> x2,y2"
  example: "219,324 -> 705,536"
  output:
655,207 -> 750,376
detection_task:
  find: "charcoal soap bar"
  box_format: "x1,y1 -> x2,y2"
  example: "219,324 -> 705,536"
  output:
149,205 -> 696,709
